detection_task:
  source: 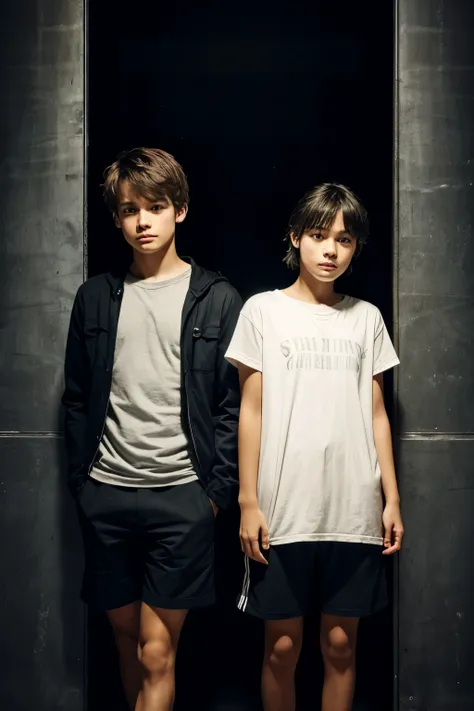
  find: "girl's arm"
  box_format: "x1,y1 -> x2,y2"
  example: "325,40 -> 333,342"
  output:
237,364 -> 269,564
373,373 -> 404,554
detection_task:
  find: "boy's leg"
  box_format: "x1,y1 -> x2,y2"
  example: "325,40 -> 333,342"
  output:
137,480 -> 215,711
107,602 -> 141,710
262,618 -> 304,711
77,480 -> 145,709
320,614 -> 359,711
135,604 -> 187,711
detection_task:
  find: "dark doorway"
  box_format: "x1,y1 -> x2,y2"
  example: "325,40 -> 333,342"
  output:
87,1 -> 395,709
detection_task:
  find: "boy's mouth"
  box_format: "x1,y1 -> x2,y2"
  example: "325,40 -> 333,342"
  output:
137,234 -> 156,241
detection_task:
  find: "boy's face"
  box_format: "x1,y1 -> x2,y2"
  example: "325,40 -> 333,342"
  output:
114,180 -> 187,255
291,209 -> 356,282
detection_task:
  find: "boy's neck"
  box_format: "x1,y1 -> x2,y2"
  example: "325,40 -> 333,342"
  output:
129,243 -> 189,282
286,269 -> 342,307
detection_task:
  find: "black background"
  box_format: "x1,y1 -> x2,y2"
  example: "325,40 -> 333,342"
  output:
87,2 -> 394,709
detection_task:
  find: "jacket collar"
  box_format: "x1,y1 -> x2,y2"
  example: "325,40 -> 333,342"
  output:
105,257 -> 226,301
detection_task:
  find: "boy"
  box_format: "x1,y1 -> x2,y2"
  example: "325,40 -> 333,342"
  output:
62,147 -> 241,711
225,184 -> 404,711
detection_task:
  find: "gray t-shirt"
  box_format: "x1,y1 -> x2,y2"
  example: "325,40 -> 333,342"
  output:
91,268 -> 197,487
226,290 -> 400,547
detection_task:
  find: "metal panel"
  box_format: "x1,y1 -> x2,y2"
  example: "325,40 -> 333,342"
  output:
397,2 -> 474,434
398,294 -> 474,433
0,1 -> 85,433
0,437 -> 85,710
397,439 -> 474,711
0,1 -> 86,709
396,1 -> 474,709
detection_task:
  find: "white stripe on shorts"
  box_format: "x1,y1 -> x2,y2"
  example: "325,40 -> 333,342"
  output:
237,555 -> 251,611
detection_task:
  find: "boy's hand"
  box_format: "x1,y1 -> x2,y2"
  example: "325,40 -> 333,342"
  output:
209,499 -> 218,517
382,502 -> 404,555
240,503 -> 269,565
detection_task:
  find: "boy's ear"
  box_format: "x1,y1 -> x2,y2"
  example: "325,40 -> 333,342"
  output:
175,204 -> 188,224
114,213 -> 121,229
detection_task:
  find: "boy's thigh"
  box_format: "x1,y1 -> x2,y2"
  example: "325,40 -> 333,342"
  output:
77,479 -> 142,611
140,480 -> 216,610
317,542 -> 388,618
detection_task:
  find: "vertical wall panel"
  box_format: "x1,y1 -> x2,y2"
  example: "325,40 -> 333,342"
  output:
396,2 -> 474,709
0,2 -> 85,709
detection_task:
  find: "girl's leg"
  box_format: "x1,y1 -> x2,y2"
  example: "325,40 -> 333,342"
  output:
320,614 -> 359,711
262,617 -> 304,711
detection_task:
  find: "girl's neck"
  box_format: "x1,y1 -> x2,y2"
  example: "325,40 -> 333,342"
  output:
284,269 -> 341,306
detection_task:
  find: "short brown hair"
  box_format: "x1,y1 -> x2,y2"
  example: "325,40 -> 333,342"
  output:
284,183 -> 369,270
102,147 -> 190,216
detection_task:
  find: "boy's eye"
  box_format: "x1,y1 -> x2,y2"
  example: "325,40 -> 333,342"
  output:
151,205 -> 164,211
123,207 -> 137,215
338,237 -> 351,244
310,232 -> 324,240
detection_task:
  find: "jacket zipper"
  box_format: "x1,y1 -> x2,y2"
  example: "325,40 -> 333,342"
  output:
186,397 -> 201,474
87,397 -> 110,476
181,282 -> 218,477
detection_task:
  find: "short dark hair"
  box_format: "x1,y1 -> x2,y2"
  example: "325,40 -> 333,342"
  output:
102,147 -> 190,216
284,183 -> 369,270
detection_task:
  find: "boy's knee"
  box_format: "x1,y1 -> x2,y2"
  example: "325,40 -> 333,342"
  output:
138,639 -> 174,677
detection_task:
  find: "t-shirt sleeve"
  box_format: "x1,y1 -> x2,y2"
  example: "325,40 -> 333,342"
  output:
225,299 -> 263,372
373,310 -> 400,376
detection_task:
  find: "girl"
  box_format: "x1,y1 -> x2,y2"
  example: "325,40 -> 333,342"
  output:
225,183 -> 404,711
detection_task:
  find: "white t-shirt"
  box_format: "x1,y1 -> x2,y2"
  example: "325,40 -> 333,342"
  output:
225,290 -> 399,547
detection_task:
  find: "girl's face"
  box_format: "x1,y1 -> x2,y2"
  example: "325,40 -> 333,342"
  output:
292,209 -> 357,282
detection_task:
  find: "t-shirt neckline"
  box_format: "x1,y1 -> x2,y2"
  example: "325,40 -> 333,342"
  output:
126,267 -> 191,290
274,289 -> 349,317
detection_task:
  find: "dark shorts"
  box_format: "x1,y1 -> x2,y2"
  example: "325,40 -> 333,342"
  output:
77,478 -> 215,612
238,542 -> 388,620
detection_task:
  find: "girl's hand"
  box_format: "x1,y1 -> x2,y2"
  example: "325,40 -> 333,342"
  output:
240,503 -> 269,564
382,502 -> 404,555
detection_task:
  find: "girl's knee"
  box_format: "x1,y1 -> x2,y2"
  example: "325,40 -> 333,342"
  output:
266,633 -> 301,672
321,624 -> 357,669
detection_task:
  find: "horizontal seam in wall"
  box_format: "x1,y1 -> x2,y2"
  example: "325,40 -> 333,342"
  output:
0,431 -> 63,438
399,432 -> 474,441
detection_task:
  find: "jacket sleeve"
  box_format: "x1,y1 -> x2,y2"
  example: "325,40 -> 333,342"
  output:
61,285 -> 90,497
205,286 -> 243,510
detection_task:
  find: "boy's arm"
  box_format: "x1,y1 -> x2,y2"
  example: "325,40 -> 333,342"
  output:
205,287 -> 243,511
61,287 -> 90,498
373,373 -> 404,554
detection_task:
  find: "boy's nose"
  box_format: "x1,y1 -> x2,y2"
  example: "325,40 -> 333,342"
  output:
138,210 -> 151,228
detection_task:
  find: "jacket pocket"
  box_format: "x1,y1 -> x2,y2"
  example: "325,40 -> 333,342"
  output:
191,324 -> 221,372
